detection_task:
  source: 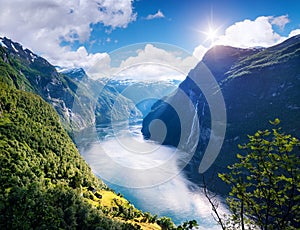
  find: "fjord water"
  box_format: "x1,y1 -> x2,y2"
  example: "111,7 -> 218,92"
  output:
77,121 -> 224,229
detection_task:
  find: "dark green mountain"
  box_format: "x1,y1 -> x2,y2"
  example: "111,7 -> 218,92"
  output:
0,37 -> 141,133
0,37 -> 90,131
142,35 -> 300,190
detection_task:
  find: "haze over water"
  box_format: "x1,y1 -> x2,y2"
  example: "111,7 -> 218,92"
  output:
78,121 -> 225,229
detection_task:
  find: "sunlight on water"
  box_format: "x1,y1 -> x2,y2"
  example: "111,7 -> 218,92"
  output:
79,122 -> 226,228
101,137 -> 177,169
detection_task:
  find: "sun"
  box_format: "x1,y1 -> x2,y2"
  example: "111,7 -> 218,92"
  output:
206,28 -> 218,41
204,26 -> 219,44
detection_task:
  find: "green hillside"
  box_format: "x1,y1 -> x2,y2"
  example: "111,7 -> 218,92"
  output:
0,83 -> 113,228
0,83 -> 166,229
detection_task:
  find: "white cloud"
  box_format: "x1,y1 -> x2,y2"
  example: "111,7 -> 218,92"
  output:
289,29 -> 300,37
214,16 -> 285,48
115,64 -> 185,81
0,0 -> 196,82
115,44 -> 199,80
63,14 -> 300,81
2,5 -> 299,83
192,15 -> 300,66
0,0 -> 136,71
146,10 -> 165,20
193,45 -> 208,61
51,46 -> 110,74
212,15 -> 300,49
270,15 -> 290,30
90,43 -> 199,80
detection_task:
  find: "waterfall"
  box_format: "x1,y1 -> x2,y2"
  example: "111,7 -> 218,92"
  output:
184,101 -> 200,154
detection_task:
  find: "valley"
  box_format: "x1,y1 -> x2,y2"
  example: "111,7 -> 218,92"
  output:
1,34 -> 299,229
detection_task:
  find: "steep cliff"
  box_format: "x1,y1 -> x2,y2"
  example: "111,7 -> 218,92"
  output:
142,35 -> 300,189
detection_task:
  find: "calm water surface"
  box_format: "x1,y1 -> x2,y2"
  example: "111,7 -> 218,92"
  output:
76,121 -> 225,229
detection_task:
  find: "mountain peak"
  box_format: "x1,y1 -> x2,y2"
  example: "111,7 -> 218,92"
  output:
201,45 -> 260,81
60,67 -> 88,81
0,36 -> 39,63
1,37 -> 22,52
202,45 -> 260,64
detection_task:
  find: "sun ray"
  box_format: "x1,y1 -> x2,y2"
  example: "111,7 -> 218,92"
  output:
204,26 -> 219,43
198,24 -> 221,47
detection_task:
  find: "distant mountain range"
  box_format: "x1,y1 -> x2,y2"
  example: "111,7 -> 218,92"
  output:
142,35 -> 300,191
98,78 -> 179,117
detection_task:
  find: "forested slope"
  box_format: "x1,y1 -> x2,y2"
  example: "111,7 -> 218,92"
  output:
0,83 -> 162,229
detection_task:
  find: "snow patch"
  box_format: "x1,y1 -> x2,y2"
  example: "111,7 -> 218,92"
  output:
0,39 -> 8,49
11,43 -> 19,52
60,67 -> 84,75
29,52 -> 37,62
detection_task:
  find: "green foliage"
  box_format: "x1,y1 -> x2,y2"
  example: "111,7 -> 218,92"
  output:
218,120 -> 300,229
1,183 -> 126,229
0,82 -> 102,189
0,83 -> 138,229
177,220 -> 199,230
157,217 -> 176,230
0,42 -> 95,133
0,46 -> 36,92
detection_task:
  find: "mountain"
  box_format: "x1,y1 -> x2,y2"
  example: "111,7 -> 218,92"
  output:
60,67 -> 89,81
0,37 -> 141,133
98,78 -> 179,117
61,69 -> 142,125
142,35 -> 300,190
0,37 -> 95,132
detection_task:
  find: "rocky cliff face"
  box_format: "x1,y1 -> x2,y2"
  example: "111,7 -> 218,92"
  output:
142,35 -> 300,189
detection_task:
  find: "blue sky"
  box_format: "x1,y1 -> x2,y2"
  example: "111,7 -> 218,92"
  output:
0,0 -> 300,80
89,0 -> 300,53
